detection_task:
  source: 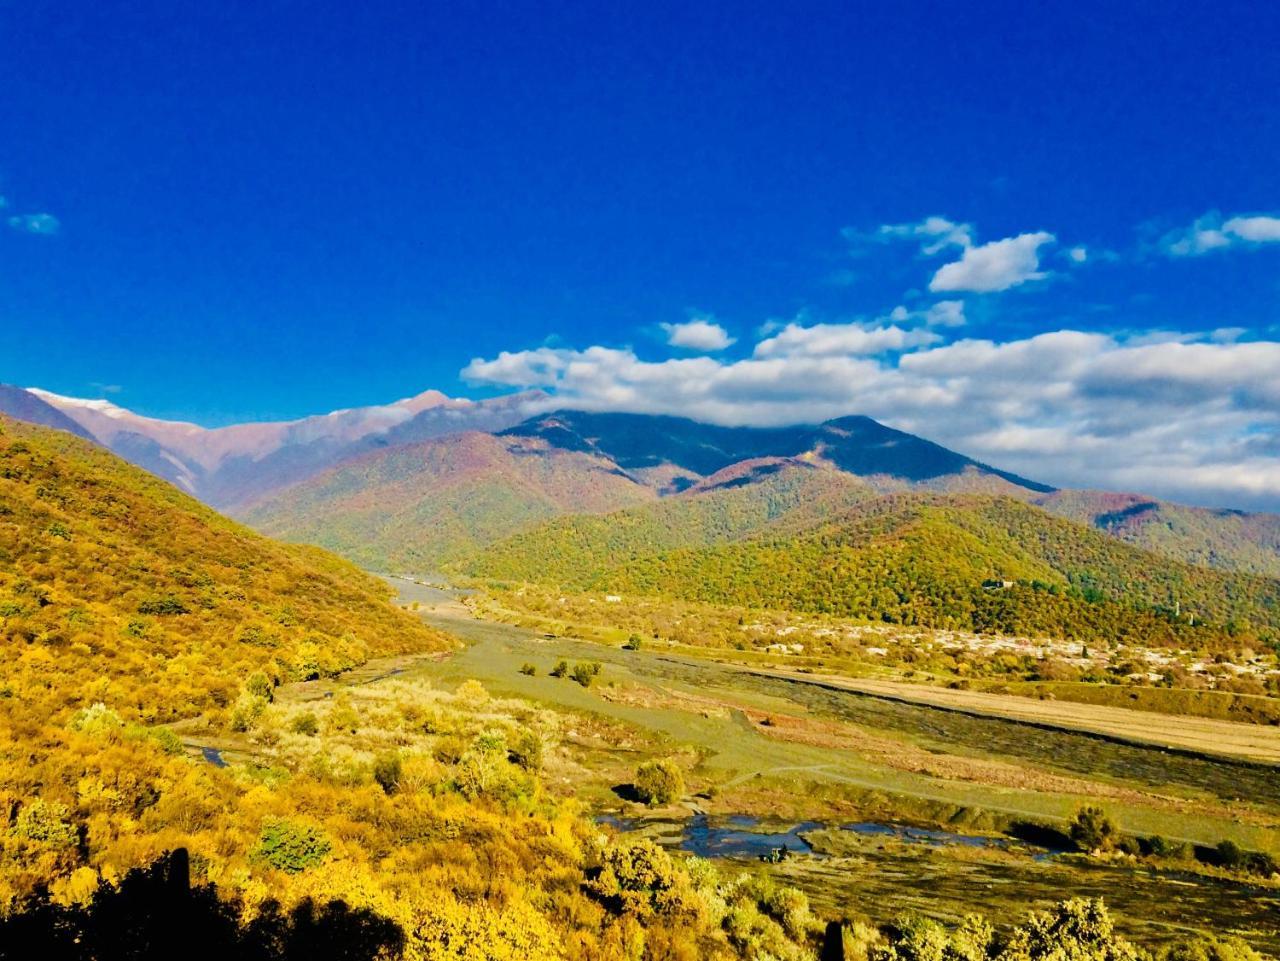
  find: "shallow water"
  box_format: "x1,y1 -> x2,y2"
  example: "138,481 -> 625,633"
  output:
201,746 -> 227,768
599,813 -> 1280,951
598,813 -> 1045,860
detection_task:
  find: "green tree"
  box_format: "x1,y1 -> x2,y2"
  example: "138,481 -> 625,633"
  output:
251,819 -> 332,874
634,758 -> 684,805
1069,806 -> 1118,853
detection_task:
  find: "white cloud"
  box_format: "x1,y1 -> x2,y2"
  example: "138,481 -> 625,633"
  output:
754,322 -> 939,359
1162,211 -> 1280,256
877,216 -> 973,254
661,318 -> 735,351
7,212 -> 60,235
1067,246 -> 1088,263
1223,214 -> 1280,243
920,300 -> 966,327
886,301 -> 965,328
930,231 -> 1055,292
463,328 -> 1280,510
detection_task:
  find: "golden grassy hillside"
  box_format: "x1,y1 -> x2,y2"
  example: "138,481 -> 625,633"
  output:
0,415 -> 451,725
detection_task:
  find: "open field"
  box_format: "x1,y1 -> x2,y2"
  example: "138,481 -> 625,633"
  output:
740,669 -> 1280,764
374,580 -> 1280,842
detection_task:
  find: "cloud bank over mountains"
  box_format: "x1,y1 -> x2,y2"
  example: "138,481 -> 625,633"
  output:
465,212 -> 1280,511
465,329 -> 1280,510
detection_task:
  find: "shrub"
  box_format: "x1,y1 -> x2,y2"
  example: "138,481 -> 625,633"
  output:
550,660 -> 569,678
455,679 -> 489,705
139,725 -> 184,755
10,799 -> 77,849
69,702 -> 124,737
136,595 -> 189,616
624,634 -> 643,651
519,662 -> 537,676
1069,806 -> 1117,853
373,752 -> 403,795
509,728 -> 544,772
875,898 -> 1139,961
591,838 -> 686,917
571,662 -> 597,687
229,693 -> 268,732
1138,834 -> 1188,859
1158,934 -> 1266,961
251,819 -> 332,873
290,711 -> 319,736
634,758 -> 684,805
245,672 -> 274,702
454,733 -> 529,803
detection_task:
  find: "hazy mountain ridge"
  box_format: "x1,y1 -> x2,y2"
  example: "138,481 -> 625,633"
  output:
1,386 -> 545,508
1037,490 -> 1280,578
0,385 -> 97,442
245,409 -> 1059,571
6,387 -> 1280,579
243,430 -> 657,570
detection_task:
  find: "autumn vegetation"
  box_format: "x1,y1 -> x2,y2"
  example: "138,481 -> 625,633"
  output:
1,415 -> 1274,959
467,492 -> 1280,648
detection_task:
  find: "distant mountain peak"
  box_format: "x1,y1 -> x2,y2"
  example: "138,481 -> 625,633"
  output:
502,407 -> 1053,494
4,385 -> 548,508
28,387 -> 156,423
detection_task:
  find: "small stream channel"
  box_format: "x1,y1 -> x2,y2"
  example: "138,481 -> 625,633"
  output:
597,813 -> 1063,860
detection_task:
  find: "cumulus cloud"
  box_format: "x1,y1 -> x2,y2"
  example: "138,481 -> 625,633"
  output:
870,216 -> 1058,293
661,318 -> 735,351
463,328 -> 1280,510
1162,211 -> 1280,256
930,231 -> 1055,292
7,212 -> 60,235
1223,214 -> 1280,243
754,322 -> 940,359
877,216 -> 973,254
888,300 -> 966,327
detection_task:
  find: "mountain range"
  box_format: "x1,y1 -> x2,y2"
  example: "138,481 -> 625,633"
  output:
4,384 -> 544,509
4,385 -> 1280,582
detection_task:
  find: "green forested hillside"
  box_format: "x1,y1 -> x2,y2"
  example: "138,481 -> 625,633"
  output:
1038,490 -> 1280,578
456,463 -> 872,587
243,431 -> 655,570
0,415 -> 452,724
468,494 -> 1280,647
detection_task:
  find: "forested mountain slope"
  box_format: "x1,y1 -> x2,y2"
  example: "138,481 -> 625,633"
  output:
1038,490 -> 1280,578
468,493 -> 1280,648
246,409 -> 1058,572
243,430 -> 656,571
0,415 -> 451,723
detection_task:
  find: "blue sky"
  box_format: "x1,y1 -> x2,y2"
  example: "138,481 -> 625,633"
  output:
3,1 -> 1280,507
